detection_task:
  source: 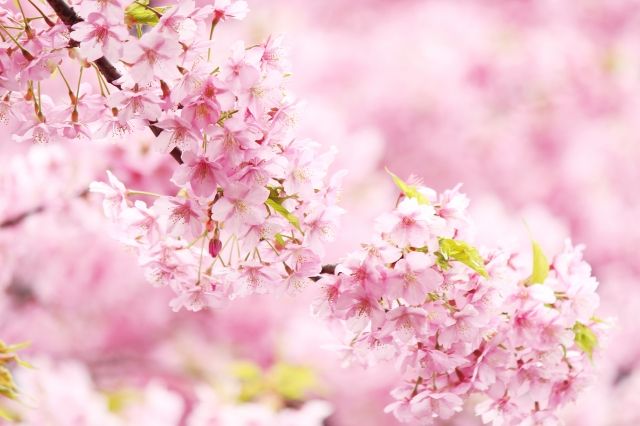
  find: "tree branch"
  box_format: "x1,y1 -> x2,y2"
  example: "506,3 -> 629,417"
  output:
0,188 -> 88,228
44,0 -> 183,164
311,265 -> 337,281
0,205 -> 45,228
43,0 -> 79,26
320,264 -> 336,275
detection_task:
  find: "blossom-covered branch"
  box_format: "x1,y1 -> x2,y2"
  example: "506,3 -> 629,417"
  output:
313,175 -> 606,424
0,0 -> 608,424
42,0 -> 183,164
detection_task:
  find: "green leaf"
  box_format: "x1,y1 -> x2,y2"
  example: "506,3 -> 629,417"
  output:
0,405 -> 17,422
527,241 -> 549,285
573,322 -> 598,360
385,168 -> 430,205
216,109 -> 239,126
3,342 -> 29,352
435,251 -> 450,271
438,238 -> 488,278
266,198 -> 302,233
105,389 -> 138,414
268,363 -> 316,401
125,0 -> 168,26
230,361 -> 316,403
275,233 -> 286,248
232,361 -> 263,381
231,361 -> 265,402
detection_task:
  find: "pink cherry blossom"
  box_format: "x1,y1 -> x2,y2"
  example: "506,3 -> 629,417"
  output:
316,179 -> 606,425
89,170 -> 128,219
121,32 -> 182,84
155,115 -> 202,153
386,251 -> 442,305
107,84 -> 163,121
212,0 -> 249,21
377,197 -> 444,249
210,183 -> 269,234
0,1 -> 615,424
72,0 -> 124,20
232,262 -> 281,296
171,151 -> 224,198
70,13 -> 128,62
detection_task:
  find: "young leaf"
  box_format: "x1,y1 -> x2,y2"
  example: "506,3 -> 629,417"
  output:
231,361 -> 265,402
274,233 -> 286,248
267,363 -> 316,401
438,238 -> 488,278
125,0 -> 167,26
435,251 -> 451,271
527,241 -> 549,285
105,389 -> 138,413
385,168 -> 430,205
266,198 -> 302,233
0,405 -> 17,422
573,322 -> 598,360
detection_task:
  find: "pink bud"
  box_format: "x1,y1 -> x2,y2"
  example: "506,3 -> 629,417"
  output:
208,238 -> 222,258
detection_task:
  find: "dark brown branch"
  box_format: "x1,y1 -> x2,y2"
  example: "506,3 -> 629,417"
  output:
43,0 -> 80,26
44,0 -> 184,164
320,264 -> 336,275
312,264 -> 337,281
0,205 -> 45,228
0,188 -> 88,228
94,57 -> 123,87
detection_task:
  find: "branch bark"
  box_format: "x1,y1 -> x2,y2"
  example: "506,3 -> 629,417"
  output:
44,0 -> 183,164
43,0 -> 79,27
0,205 -> 45,228
0,188 -> 88,228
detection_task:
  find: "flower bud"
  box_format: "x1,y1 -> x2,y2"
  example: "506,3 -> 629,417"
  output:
208,238 -> 222,258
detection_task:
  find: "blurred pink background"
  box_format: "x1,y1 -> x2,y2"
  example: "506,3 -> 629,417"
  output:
1,0 -> 639,424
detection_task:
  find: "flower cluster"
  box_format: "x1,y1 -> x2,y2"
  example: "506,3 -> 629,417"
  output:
314,176 -> 606,425
63,0 -> 344,311
96,149 -> 341,311
1,1 -> 611,424
0,0 -> 251,142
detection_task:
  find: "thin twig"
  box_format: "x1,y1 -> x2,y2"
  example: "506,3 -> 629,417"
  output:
0,188 -> 88,228
312,264 -> 337,281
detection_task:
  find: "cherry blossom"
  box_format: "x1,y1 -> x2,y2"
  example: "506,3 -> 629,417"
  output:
212,0 -> 249,21
171,151 -> 225,198
121,32 -> 182,84
0,1 -> 613,424
315,178 -> 607,425
70,12 -> 128,62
